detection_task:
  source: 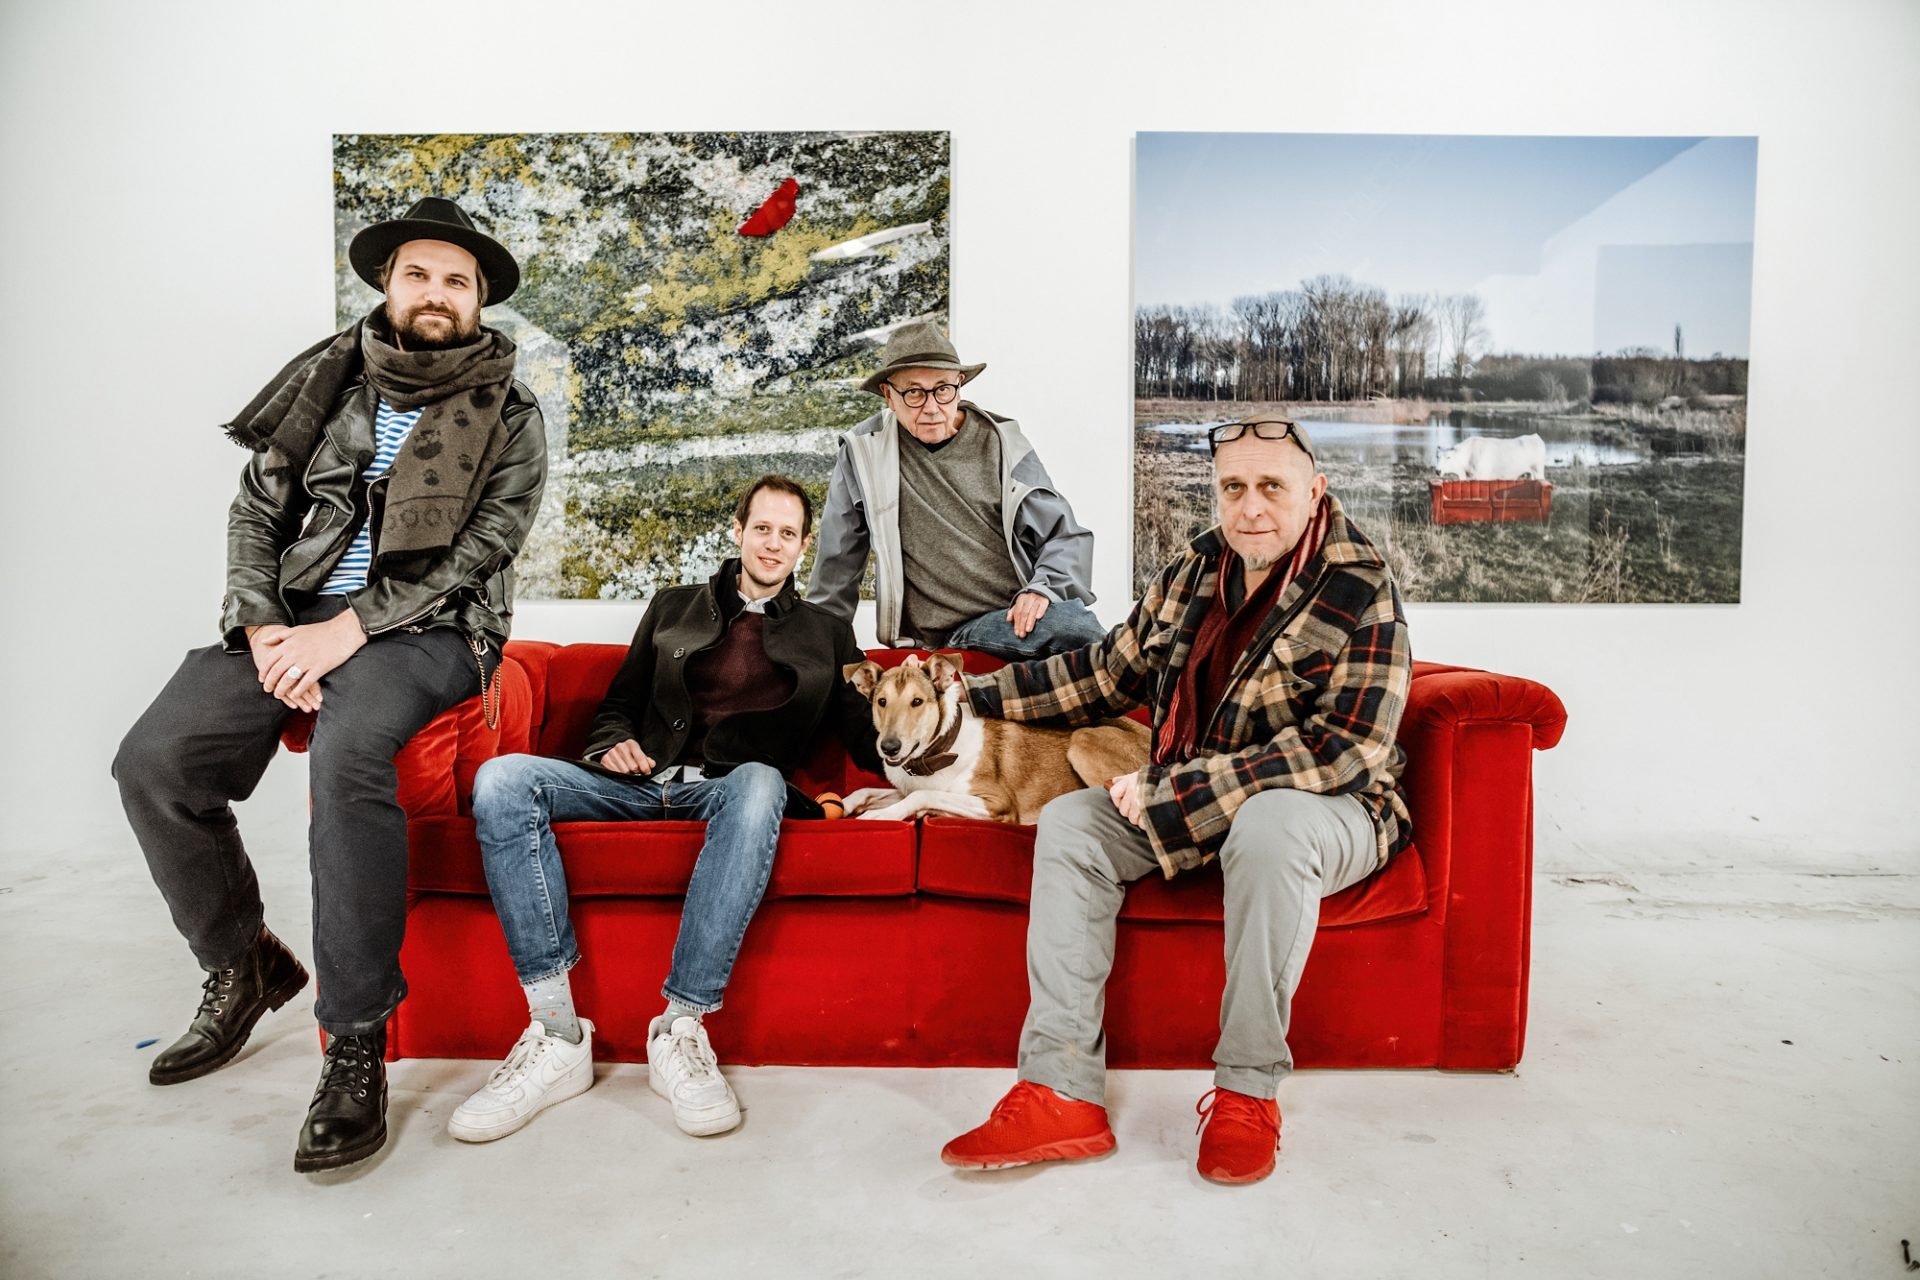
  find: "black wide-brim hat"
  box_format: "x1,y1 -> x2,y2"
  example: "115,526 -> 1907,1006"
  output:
348,196 -> 520,305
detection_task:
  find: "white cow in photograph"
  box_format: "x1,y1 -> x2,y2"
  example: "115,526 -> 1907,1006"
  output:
1435,433 -> 1548,480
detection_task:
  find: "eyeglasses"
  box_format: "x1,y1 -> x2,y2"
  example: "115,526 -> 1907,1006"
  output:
1206,419 -> 1312,458
884,381 -> 962,408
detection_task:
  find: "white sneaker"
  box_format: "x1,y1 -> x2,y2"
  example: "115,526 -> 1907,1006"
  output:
647,1014 -> 741,1136
448,1019 -> 596,1143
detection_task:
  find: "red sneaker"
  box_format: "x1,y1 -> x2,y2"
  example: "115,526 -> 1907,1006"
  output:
1195,1088 -> 1281,1184
941,1080 -> 1117,1169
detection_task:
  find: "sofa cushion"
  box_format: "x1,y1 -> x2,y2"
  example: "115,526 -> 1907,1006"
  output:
915,816 -> 1428,927
530,644 -> 629,760
408,815 -> 918,899
867,647 -> 1008,675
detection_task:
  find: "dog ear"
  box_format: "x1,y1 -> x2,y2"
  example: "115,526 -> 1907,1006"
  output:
928,651 -> 965,685
842,660 -> 883,698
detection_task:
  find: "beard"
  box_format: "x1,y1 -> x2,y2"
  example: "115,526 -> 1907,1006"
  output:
389,300 -> 480,350
1241,554 -> 1278,573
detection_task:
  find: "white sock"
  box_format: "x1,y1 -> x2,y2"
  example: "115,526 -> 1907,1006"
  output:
660,999 -> 704,1032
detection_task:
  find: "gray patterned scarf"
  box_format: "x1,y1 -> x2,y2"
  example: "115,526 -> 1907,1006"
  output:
222,307 -> 517,582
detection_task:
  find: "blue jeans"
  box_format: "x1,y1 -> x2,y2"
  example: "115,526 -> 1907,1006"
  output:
943,597 -> 1107,660
469,755 -> 789,1012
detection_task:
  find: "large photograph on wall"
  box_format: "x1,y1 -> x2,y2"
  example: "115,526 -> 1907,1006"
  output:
334,131 -> 951,599
1133,133 -> 1756,603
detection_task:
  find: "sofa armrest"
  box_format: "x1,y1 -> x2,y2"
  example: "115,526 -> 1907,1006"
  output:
501,640 -> 559,749
1402,662 -> 1567,751
1397,664 -> 1567,1069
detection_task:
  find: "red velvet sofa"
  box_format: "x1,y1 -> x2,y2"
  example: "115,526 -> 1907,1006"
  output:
341,643 -> 1565,1071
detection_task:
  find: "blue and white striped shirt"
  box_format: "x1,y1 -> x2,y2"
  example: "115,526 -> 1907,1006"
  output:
319,399 -> 425,595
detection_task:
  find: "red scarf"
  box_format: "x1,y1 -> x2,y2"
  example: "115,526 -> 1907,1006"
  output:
1154,498 -> 1331,766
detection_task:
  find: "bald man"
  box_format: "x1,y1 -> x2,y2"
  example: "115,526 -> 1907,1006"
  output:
940,419 -> 1414,1185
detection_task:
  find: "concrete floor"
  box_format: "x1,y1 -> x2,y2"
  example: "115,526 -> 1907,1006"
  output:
2,805 -> 1916,1278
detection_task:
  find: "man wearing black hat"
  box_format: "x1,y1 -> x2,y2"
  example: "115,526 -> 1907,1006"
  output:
807,320 -> 1104,659
113,198 -> 546,1172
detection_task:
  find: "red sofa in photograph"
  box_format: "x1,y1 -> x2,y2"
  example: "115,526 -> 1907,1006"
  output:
291,642 -> 1566,1072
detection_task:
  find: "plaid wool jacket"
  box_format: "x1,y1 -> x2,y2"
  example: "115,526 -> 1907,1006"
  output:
967,493 -> 1413,877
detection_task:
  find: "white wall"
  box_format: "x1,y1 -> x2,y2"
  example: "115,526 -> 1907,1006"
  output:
2,0 -> 1915,870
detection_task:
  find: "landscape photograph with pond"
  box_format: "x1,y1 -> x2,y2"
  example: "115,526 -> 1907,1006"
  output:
1133,132 -> 1756,603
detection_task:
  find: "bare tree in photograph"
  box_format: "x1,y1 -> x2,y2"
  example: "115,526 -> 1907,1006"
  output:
1229,292 -> 1286,401
1138,283 -> 1500,406
1390,294 -> 1434,397
1436,292 -> 1489,391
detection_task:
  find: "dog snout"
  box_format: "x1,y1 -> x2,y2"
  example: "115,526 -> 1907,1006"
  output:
879,736 -> 902,758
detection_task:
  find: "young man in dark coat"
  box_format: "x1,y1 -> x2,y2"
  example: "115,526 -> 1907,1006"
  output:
113,198 -> 547,1172
448,475 -> 880,1143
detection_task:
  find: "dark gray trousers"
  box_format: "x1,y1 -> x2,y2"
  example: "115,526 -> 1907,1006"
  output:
113,597 -> 478,1035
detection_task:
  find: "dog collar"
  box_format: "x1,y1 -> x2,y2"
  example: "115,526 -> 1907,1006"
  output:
900,700 -> 963,777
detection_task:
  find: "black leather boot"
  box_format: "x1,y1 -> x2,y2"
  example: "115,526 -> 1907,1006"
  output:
294,1028 -> 388,1173
149,925 -> 310,1086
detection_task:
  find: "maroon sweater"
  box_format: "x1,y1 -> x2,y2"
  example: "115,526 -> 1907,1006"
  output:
1154,553 -> 1287,764
683,611 -> 796,765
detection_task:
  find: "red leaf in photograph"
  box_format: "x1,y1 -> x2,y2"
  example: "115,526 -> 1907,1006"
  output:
738,178 -> 800,237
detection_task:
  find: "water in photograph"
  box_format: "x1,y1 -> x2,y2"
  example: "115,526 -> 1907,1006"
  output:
1143,412 -> 1651,469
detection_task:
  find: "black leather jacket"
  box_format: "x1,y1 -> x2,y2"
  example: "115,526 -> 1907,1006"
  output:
220,377 -> 546,652
585,560 -> 881,784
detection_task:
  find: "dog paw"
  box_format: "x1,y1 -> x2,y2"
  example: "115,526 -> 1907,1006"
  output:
841,787 -> 899,816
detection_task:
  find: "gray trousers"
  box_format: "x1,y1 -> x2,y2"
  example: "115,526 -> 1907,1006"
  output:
112,597 -> 479,1035
1019,787 -> 1378,1104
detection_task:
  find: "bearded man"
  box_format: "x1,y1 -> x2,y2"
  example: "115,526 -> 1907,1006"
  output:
113,197 -> 547,1173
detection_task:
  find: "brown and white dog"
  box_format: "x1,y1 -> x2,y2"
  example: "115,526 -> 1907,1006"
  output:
840,653 -> 1151,824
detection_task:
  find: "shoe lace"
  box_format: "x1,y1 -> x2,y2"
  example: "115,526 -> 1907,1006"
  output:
669,1026 -> 722,1085
990,1080 -> 1050,1122
316,1034 -> 379,1100
1195,1088 -> 1279,1141
194,966 -> 237,1018
486,1028 -> 550,1089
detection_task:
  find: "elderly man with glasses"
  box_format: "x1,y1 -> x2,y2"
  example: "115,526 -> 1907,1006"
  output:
940,417 -> 1414,1185
806,320 -> 1104,659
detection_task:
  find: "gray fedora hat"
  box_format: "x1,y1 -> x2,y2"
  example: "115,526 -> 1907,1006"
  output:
858,319 -> 986,395
348,197 -> 520,305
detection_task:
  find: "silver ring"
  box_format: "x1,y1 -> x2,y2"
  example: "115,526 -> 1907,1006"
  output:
287,665 -> 304,679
